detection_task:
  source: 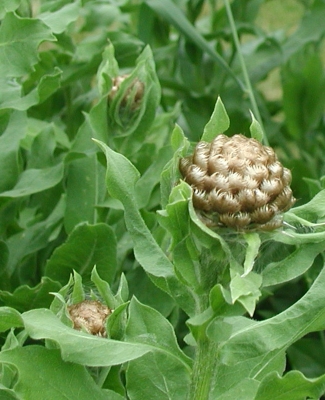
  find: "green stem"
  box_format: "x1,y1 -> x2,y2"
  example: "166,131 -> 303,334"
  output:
223,0 -> 268,146
187,283 -> 218,400
188,337 -> 218,400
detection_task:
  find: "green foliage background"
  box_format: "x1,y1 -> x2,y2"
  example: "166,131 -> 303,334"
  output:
1,0 -> 325,399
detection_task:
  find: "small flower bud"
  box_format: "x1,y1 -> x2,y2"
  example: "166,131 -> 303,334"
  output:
68,300 -> 111,337
179,134 -> 295,230
108,74 -> 144,111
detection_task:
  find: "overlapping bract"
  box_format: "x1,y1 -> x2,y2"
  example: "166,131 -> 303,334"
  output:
179,134 -> 295,230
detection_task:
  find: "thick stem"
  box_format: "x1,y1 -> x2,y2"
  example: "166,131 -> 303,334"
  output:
188,338 -> 218,400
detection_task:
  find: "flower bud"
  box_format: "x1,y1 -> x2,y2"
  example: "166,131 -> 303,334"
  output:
68,300 -> 111,337
179,134 -> 295,230
108,74 -> 144,111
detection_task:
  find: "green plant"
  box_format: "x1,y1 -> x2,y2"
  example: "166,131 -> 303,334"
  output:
1,1 -> 325,399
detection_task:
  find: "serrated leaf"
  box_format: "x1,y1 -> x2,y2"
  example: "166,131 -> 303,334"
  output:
0,346 -> 110,400
0,12 -> 55,78
201,97 -> 230,142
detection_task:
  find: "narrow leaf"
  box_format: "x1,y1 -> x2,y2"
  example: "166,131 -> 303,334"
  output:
249,110 -> 264,142
94,139 -> 195,315
201,97 -> 230,142
0,163 -> 64,198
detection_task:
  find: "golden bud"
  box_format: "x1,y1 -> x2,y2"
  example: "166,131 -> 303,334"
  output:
68,300 -> 111,337
179,134 -> 295,230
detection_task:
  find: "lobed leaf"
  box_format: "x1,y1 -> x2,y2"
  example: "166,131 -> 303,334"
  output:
0,12 -> 55,78
255,370 -> 325,400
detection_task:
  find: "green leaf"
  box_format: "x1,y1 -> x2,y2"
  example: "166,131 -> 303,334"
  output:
0,277 -> 61,313
0,69 -> 62,111
22,308 -> 151,366
145,0 -> 242,89
0,387 -> 20,400
243,233 -> 261,276
0,12 -> 55,78
91,267 -> 118,310
255,371 -> 325,400
126,298 -> 192,399
0,307 -> 23,332
64,154 -> 106,233
109,45 -> 161,150
135,146 -> 172,209
282,47 -> 325,139
68,96 -> 109,157
0,163 -> 64,198
126,352 -> 190,400
283,1 -> 325,60
213,265 -> 325,395
160,124 -> 189,208
126,297 -> 192,370
201,97 -> 230,142
38,1 -> 81,34
262,241 -> 325,287
5,196 -> 64,277
45,223 -> 117,285
0,0 -> 20,19
94,139 -> 194,315
0,346 -> 110,400
287,338 -> 325,378
97,43 -> 119,96
249,110 -> 264,142
0,111 -> 26,192
229,271 -> 262,316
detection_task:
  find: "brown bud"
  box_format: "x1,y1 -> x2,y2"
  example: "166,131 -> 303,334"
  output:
179,134 -> 295,230
108,74 -> 144,110
68,300 -> 111,337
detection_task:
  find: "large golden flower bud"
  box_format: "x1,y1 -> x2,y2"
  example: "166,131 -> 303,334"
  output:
179,134 -> 295,230
68,300 -> 111,337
